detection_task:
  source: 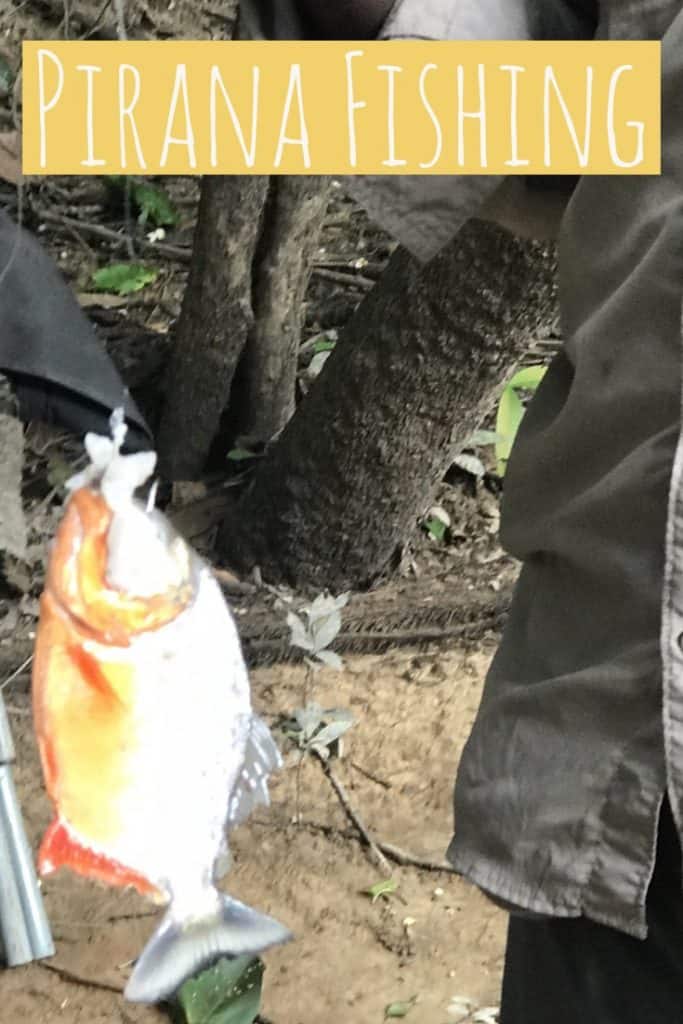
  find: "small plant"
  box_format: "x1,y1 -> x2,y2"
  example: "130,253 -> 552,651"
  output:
173,956 -> 263,1024
283,591 -> 352,822
105,176 -> 180,228
281,703 -> 355,762
364,878 -> 399,904
495,364 -> 547,476
286,592 -> 349,671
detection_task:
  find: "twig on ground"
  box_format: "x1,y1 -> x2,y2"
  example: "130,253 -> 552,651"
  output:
253,817 -> 457,875
313,258 -> 387,280
313,749 -> 392,875
312,267 -> 376,290
33,208 -> 192,262
350,761 -> 392,790
376,839 -> 456,874
38,961 -> 125,995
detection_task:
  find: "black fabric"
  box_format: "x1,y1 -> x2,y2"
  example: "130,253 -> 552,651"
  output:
0,210 -> 150,443
500,800 -> 683,1023
530,0 -> 598,39
9,374 -> 150,453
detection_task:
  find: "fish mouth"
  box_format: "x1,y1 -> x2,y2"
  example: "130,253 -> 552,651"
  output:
44,488 -> 196,647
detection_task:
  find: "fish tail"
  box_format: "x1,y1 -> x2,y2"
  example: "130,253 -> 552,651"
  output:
124,891 -> 292,1004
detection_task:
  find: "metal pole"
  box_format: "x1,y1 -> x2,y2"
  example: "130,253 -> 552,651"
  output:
0,690 -> 54,966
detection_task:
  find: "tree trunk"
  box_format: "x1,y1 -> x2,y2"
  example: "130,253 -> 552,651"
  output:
157,175 -> 269,480
157,175 -> 330,478
230,176 -> 331,448
219,219 -> 558,591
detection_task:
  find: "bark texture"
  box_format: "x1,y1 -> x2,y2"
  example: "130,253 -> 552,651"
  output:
157,175 -> 330,478
219,219 -> 558,590
157,175 -> 269,479
232,176 -> 331,447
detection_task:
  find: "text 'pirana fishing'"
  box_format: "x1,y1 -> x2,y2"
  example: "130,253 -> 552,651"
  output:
23,42 -> 660,176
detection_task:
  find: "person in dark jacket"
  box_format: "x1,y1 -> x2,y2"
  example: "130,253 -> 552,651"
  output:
243,2 -> 683,1021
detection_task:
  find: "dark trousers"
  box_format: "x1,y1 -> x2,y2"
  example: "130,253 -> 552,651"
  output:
500,801 -> 683,1023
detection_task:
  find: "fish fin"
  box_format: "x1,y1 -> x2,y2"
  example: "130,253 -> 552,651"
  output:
124,893 -> 292,1004
227,715 -> 282,829
38,817 -> 160,898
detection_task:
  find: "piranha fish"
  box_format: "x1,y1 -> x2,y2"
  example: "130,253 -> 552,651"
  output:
32,411 -> 291,1003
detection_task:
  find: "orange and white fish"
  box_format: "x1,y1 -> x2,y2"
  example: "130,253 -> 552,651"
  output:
32,412 -> 291,1004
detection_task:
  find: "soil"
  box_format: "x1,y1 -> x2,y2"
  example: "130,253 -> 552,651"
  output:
3,645 -> 507,1024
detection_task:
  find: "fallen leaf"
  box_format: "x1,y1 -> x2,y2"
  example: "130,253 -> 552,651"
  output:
91,263 -> 158,296
453,453 -> 487,479
77,291 -> 129,309
306,349 -> 331,380
385,996 -> 418,1018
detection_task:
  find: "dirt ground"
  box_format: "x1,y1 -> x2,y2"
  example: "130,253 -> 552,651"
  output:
3,644 -> 507,1024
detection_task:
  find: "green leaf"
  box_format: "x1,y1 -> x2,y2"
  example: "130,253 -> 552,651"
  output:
425,516 -> 447,543
313,338 -> 336,354
92,263 -> 158,295
365,878 -> 398,904
493,365 -> 547,476
177,956 -> 263,1024
507,364 -> 547,391
132,181 -> 179,227
310,716 -> 353,750
105,176 -> 179,227
286,611 -> 315,653
227,447 -> 260,462
385,997 -> 417,1018
495,384 -> 526,477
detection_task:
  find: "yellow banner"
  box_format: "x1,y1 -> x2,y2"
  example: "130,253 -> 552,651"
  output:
22,41 -> 660,176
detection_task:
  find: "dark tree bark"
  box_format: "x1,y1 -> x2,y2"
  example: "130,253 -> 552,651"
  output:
231,176 -> 330,448
157,175 -> 330,479
157,176 -> 269,479
219,219 -> 558,591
